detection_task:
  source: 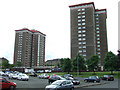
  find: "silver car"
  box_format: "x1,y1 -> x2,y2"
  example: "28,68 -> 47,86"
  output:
45,80 -> 74,90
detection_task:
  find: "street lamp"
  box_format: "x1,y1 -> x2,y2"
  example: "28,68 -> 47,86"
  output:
77,54 -> 79,77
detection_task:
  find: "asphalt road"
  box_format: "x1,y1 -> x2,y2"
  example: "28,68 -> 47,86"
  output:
4,76 -> 119,90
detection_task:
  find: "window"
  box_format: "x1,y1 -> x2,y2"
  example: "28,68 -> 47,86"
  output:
82,38 -> 86,40
96,21 -> 99,23
78,12 -> 81,15
78,16 -> 81,18
96,18 -> 99,20
82,8 -> 85,11
96,27 -> 99,30
78,20 -> 81,22
97,38 -> 100,40
78,23 -> 81,26
97,34 -> 100,37
78,34 -> 82,37
82,12 -> 85,14
82,34 -> 86,37
82,30 -> 86,33
82,19 -> 85,21
97,48 -> 100,51
83,46 -> 86,48
78,38 -> 82,41
96,24 -> 99,26
83,50 -> 86,52
82,27 -> 86,29
78,42 -> 82,44
97,45 -> 100,47
78,9 -> 81,11
82,15 -> 85,18
97,41 -> 100,44
79,46 -> 82,48
78,31 -> 82,33
97,52 -> 101,54
83,54 -> 86,56
96,31 -> 100,33
78,27 -> 81,29
79,50 -> 82,53
83,42 -> 86,44
82,23 -> 85,25
96,14 -> 99,16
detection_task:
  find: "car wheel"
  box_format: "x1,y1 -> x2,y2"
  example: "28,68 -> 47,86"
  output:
9,85 -> 15,90
71,87 -> 74,90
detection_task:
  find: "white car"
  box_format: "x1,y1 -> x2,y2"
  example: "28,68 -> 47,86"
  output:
17,74 -> 29,81
0,71 -> 6,76
8,73 -> 14,79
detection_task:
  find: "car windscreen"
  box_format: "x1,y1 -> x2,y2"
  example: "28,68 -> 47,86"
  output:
51,81 -> 62,85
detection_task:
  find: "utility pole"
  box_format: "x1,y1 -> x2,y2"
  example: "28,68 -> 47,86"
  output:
77,54 -> 79,77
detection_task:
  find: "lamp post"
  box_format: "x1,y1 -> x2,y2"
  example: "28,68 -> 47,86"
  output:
117,50 -> 120,70
77,54 -> 79,77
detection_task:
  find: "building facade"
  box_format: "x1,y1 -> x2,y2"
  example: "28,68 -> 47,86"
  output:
14,28 -> 46,68
69,2 -> 108,66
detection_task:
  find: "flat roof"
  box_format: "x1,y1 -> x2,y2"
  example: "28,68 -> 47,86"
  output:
15,28 -> 46,36
69,2 -> 95,9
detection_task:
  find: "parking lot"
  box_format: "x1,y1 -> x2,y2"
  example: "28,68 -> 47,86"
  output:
4,76 -> 119,89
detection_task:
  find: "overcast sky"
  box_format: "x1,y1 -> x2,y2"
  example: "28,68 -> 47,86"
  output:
0,0 -> 119,64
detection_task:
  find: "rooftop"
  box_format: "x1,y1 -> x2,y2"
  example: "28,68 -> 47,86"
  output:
15,28 -> 46,36
69,2 -> 95,8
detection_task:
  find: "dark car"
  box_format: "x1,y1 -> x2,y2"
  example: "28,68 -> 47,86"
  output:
0,77 -> 16,90
84,76 -> 100,83
29,72 -> 37,77
65,77 -> 80,85
101,75 -> 114,81
48,74 -> 66,83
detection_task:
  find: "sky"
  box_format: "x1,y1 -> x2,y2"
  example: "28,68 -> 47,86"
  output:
0,0 -> 119,64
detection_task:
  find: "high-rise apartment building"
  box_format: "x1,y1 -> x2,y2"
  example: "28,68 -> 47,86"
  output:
69,2 -> 108,66
14,28 -> 46,68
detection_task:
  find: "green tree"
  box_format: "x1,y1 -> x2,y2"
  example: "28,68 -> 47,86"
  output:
9,64 -> 15,68
86,55 -> 99,74
16,62 -> 22,67
103,51 -> 118,74
60,58 -> 72,73
72,54 -> 86,74
2,60 -> 10,69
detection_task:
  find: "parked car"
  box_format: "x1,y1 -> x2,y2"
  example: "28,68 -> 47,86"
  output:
0,77 -> 16,90
9,72 -> 23,79
36,70 -> 44,73
101,75 -> 114,81
63,74 -> 73,78
65,77 -> 80,85
29,72 -> 37,77
0,71 -> 6,76
48,75 -> 66,83
8,73 -> 14,79
38,73 -> 50,79
45,80 -> 74,90
84,76 -> 100,83
17,74 -> 29,81
45,70 -> 52,73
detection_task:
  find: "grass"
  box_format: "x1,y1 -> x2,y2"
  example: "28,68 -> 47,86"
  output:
35,71 -> 120,79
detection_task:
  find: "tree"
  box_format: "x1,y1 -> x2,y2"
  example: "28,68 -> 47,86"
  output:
16,62 -> 22,67
72,54 -> 86,74
103,51 -> 118,74
60,58 -> 72,73
2,60 -> 10,69
86,55 -> 99,74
